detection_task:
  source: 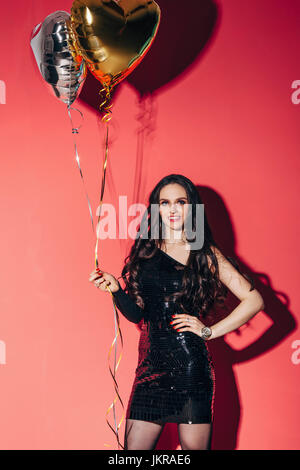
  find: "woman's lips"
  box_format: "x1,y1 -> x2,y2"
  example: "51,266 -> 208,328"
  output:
169,216 -> 180,221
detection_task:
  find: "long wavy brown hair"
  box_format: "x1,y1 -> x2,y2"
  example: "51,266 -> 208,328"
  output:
119,174 -> 254,321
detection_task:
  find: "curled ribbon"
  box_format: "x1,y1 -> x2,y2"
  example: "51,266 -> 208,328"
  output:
94,83 -> 113,269
103,286 -> 125,450
97,84 -> 125,449
67,87 -> 125,449
67,106 -> 95,234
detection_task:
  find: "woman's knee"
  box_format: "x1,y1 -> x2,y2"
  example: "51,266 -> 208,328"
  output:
124,419 -> 165,450
178,422 -> 212,450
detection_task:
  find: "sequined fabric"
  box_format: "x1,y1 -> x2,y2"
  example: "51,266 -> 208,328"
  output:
113,248 -> 215,424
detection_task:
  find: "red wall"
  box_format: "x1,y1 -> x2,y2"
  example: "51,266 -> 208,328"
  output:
0,0 -> 299,449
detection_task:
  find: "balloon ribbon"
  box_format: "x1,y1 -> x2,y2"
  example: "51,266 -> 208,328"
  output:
67,84 -> 125,449
97,83 -> 126,449
104,286 -> 125,450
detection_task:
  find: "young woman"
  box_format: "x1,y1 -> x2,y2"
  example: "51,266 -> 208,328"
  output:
89,174 -> 264,450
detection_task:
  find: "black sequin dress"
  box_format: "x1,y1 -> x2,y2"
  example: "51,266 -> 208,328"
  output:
112,248 -> 215,425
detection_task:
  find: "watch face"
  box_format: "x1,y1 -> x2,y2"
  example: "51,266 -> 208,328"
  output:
202,327 -> 212,338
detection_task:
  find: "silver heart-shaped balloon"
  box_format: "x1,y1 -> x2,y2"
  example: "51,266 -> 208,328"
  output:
30,10 -> 87,106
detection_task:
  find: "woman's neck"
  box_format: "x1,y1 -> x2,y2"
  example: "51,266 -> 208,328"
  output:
161,235 -> 187,247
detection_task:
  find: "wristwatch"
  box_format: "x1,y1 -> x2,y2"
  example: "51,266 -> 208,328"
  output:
200,326 -> 212,340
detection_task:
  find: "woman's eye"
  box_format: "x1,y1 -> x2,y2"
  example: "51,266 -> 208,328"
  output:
160,200 -> 186,206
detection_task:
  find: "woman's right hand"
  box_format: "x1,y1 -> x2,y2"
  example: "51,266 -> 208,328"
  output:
89,269 -> 120,293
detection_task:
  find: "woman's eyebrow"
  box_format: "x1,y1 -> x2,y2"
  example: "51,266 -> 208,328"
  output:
159,197 -> 188,201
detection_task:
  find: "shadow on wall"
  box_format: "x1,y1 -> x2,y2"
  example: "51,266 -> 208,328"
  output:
78,0 -> 220,113
77,0 -> 221,258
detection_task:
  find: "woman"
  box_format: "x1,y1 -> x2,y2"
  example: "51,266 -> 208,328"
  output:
89,174 -> 264,450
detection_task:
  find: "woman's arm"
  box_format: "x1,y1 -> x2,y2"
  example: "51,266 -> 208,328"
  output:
207,247 -> 265,341
112,283 -> 144,324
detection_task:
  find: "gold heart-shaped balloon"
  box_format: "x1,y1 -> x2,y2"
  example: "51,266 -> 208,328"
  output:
68,0 -> 161,88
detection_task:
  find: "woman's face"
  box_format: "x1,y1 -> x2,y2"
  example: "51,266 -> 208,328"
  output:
159,183 -> 189,238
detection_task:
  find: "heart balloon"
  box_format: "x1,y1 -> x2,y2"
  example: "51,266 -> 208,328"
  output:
68,0 -> 161,88
30,11 -> 87,106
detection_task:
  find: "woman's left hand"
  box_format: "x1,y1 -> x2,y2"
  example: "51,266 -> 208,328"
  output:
170,314 -> 207,338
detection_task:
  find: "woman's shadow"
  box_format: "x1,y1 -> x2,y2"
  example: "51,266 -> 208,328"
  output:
152,185 -> 296,450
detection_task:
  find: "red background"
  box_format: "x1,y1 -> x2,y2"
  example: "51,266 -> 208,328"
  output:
0,0 -> 299,449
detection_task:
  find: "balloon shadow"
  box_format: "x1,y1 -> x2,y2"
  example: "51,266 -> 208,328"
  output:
78,0 -> 219,112
75,0 -> 220,255
126,0 -> 220,96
